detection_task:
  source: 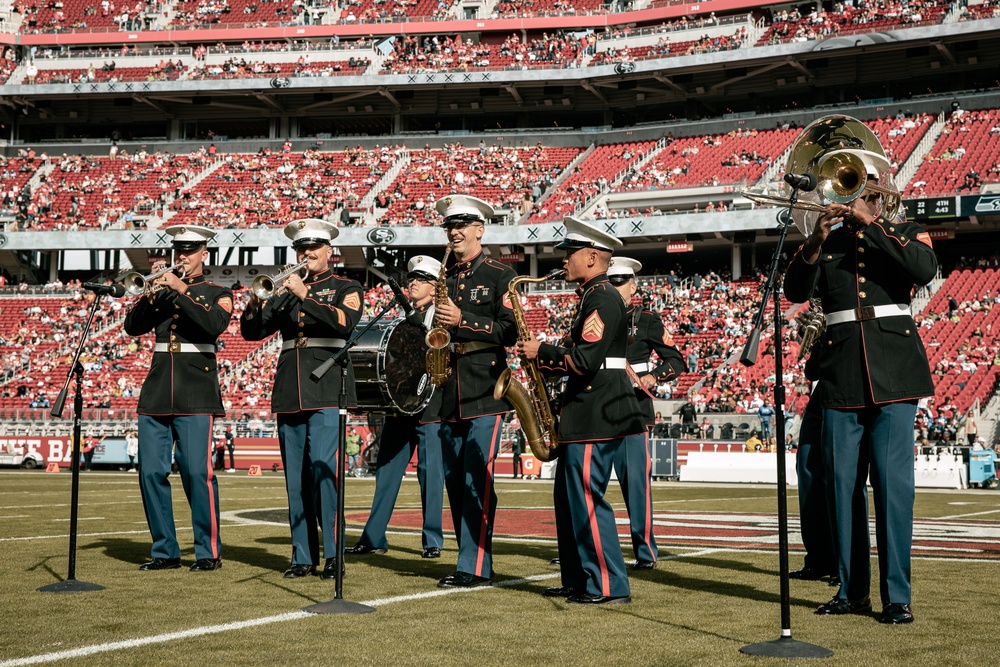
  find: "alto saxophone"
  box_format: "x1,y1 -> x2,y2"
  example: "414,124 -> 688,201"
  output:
795,298 -> 826,361
493,269 -> 566,462
425,244 -> 453,387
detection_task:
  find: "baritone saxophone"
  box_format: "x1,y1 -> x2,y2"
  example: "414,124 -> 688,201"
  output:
425,244 -> 453,387
493,268 -> 566,462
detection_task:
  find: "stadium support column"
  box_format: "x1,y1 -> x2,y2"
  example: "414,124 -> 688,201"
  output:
731,244 -> 742,280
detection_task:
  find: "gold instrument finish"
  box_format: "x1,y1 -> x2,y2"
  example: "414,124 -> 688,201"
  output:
493,268 -> 566,462
425,244 -> 453,387
252,259 -> 309,300
741,115 -> 901,236
795,298 -> 826,361
122,262 -> 186,297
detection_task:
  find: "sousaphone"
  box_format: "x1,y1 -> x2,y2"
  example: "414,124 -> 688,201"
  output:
742,115 -> 901,236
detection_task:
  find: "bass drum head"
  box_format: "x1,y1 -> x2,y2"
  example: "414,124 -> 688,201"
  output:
351,318 -> 433,416
382,318 -> 433,415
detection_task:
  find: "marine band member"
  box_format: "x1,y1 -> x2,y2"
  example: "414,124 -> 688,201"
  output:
434,195 -> 518,589
785,147 -> 936,625
241,218 -> 364,579
606,256 -> 684,570
124,224 -> 232,572
519,217 -> 645,604
347,255 -> 445,559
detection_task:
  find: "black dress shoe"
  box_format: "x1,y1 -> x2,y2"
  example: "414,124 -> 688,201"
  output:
542,586 -> 578,597
344,543 -> 388,555
139,557 -> 181,571
878,603 -> 914,624
815,596 -> 871,615
549,557 -> 561,565
283,564 -> 317,578
566,593 -> 632,604
632,561 -> 656,571
320,558 -> 345,580
789,566 -> 831,580
421,547 -> 441,559
190,558 -> 222,572
437,571 -> 491,588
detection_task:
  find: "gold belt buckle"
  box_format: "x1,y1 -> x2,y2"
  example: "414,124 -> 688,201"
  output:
856,305 -> 877,321
295,337 -> 308,349
453,343 -> 466,355
168,342 -> 181,353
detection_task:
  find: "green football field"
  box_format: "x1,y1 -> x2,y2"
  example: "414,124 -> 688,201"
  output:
1,470 -> 998,667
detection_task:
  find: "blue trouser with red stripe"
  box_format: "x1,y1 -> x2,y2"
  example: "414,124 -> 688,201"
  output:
138,414 -> 221,561
613,431 -> 658,565
278,409 -> 340,565
359,417 -> 444,551
823,401 -> 917,606
556,439 -> 630,598
441,414 -> 502,578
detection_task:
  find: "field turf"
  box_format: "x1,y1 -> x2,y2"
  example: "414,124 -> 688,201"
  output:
1,470 -> 998,666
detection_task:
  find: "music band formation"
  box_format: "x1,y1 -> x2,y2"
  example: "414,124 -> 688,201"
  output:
121,114 -> 935,620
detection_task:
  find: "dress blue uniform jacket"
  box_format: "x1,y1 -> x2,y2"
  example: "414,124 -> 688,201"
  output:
439,251 -> 518,420
784,216 -> 937,407
123,274 -> 232,416
626,304 -> 685,425
537,274 -> 645,443
241,268 -> 364,412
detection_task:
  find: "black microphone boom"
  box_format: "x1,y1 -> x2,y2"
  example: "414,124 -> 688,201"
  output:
783,172 -> 817,192
82,282 -> 126,298
387,278 -> 414,316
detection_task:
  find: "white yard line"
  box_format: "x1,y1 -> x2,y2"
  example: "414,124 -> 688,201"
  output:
0,572 -> 565,667
936,509 -> 1000,520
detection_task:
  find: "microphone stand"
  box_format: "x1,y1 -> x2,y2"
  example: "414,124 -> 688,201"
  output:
38,291 -> 107,593
303,294 -> 407,615
738,187 -> 831,658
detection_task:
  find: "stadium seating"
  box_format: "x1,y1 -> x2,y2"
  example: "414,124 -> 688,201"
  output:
527,140 -> 657,222
756,0 -> 950,46
903,107 -> 1000,197
374,143 -> 581,226
168,146 -> 389,228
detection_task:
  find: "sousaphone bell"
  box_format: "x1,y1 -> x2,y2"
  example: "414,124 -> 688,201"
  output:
742,115 -> 901,237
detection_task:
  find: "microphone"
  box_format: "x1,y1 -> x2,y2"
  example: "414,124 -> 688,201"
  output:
82,282 -> 126,298
387,278 -> 414,316
783,172 -> 817,192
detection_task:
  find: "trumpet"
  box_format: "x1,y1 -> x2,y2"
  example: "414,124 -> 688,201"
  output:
122,262 -> 185,296
251,259 -> 309,300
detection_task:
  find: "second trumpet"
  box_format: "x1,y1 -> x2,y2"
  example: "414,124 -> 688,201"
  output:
252,259 -> 309,300
122,262 -> 186,296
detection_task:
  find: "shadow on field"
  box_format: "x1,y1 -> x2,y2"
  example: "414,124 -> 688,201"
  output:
334,540 -> 558,586
27,555 -> 69,582
635,556 -> 820,610
82,537 -> 150,565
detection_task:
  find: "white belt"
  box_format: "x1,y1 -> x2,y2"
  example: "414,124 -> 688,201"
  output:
825,304 -> 910,326
600,357 -> 627,370
281,337 -> 348,351
451,341 -> 498,354
154,343 -> 216,354
630,362 -> 651,374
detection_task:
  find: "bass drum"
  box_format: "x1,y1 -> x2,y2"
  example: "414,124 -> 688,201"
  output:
349,318 -> 433,416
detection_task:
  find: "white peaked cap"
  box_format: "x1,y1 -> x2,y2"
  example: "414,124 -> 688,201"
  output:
435,194 -> 494,225
407,255 -> 442,280
164,224 -> 216,249
283,218 -> 339,247
556,216 -> 623,252
607,256 -> 642,280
